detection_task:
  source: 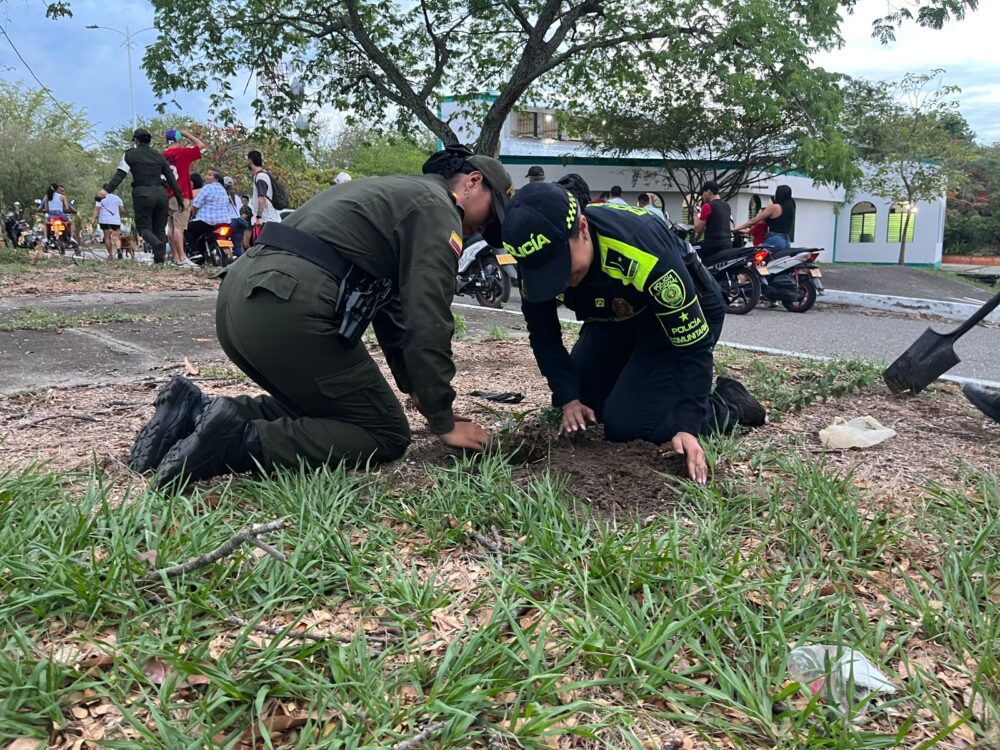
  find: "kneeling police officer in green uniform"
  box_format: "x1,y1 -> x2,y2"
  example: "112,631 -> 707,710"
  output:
502,179 -> 764,484
129,146 -> 514,486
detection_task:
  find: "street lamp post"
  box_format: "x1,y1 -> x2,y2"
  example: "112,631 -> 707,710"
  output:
85,24 -> 156,130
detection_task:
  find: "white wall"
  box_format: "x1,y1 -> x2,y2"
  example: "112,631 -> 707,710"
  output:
833,192 -> 945,265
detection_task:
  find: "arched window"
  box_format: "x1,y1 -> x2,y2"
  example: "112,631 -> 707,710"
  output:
748,195 -> 761,220
849,201 -> 877,243
887,203 -> 916,243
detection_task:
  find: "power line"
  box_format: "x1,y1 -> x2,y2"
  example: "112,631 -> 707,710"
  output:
0,22 -> 88,126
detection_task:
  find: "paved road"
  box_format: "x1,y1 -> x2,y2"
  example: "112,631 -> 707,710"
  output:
454,290 -> 1000,384
1,289 -> 998,396
819,265 -> 995,304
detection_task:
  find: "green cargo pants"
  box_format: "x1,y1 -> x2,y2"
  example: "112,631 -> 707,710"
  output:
215,245 -> 411,470
132,186 -> 169,264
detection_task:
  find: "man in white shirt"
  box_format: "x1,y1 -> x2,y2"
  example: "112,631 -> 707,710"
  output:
247,150 -> 282,242
92,191 -> 125,260
608,185 -> 628,205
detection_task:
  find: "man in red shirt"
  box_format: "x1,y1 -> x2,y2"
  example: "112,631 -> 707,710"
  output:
162,128 -> 206,266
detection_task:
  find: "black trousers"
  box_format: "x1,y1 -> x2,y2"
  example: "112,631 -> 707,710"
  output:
571,317 -> 733,444
132,186 -> 169,263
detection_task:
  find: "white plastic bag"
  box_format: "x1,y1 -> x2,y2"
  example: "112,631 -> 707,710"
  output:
787,645 -> 898,717
819,416 -> 896,449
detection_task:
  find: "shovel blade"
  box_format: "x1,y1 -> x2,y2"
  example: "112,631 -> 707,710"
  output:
883,328 -> 960,395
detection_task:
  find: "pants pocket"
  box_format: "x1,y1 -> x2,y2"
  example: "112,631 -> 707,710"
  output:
315,358 -> 393,418
245,269 -> 299,301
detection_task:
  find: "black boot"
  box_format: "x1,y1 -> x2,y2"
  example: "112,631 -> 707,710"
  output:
154,398 -> 262,488
716,377 -> 766,427
963,384 -> 1000,423
129,376 -> 210,473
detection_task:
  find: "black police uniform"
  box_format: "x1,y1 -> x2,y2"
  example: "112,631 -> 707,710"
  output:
521,202 -> 733,443
104,141 -> 183,263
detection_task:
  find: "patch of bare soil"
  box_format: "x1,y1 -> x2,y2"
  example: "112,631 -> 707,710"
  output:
0,258 -> 219,296
1,340 -> 996,514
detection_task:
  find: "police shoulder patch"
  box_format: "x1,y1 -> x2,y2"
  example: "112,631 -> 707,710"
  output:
650,269 -> 686,309
449,231 -> 463,256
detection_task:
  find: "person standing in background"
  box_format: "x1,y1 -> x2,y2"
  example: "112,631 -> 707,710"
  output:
247,150 -> 283,243
162,128 -> 206,267
93,191 -> 125,260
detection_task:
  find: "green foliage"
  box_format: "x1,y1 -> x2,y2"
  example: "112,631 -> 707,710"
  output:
452,313 -> 468,340
486,325 -> 510,341
0,81 -> 100,212
945,143 -> 1000,256
139,0 -> 980,157
592,63 -> 861,197
314,125 -> 436,178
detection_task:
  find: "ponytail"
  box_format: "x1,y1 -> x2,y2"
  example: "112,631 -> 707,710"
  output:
422,144 -> 476,179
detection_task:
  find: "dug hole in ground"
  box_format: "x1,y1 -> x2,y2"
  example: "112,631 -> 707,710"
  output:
1,333 -> 998,749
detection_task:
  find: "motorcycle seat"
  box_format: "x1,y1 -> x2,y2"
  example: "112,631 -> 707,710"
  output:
765,246 -> 808,260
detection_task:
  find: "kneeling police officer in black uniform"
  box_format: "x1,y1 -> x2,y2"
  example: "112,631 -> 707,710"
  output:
129,146 -> 514,487
502,179 -> 764,484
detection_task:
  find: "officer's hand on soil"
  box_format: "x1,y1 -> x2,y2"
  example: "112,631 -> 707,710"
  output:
440,420 -> 490,451
559,400 -> 596,437
669,431 -> 708,485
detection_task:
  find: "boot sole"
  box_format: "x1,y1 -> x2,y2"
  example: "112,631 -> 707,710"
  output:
129,378 -> 204,473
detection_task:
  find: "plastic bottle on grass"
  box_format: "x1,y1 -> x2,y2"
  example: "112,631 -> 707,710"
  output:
786,645 -> 898,718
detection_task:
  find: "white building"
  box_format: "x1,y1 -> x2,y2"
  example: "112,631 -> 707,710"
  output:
441,100 -> 946,265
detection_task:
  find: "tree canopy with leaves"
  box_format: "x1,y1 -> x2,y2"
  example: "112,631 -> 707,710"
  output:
585,64 -> 860,200
847,71 -> 973,264
0,80 -> 100,211
139,0 -> 980,157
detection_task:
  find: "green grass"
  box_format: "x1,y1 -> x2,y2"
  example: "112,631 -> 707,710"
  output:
717,348 -> 882,421
486,324 -> 511,341
0,306 -> 183,332
0,449 -> 996,747
453,313 -> 468,340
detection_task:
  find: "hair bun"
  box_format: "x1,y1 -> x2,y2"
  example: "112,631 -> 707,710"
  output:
422,144 -> 475,178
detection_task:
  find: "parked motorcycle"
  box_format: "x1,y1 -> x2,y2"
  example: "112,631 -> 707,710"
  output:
187,222 -> 235,267
456,234 -> 518,308
755,246 -> 824,313
673,223 -> 760,315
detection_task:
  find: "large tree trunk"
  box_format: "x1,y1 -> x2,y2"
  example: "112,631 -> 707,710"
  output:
897,210 -> 912,265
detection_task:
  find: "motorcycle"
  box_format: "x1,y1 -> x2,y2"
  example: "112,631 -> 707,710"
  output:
754,246 -> 824,313
186,222 -> 235,267
672,223 -> 761,315
46,214 -> 80,255
456,234 -> 518,308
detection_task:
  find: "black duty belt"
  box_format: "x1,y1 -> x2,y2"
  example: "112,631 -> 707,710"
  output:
257,222 -> 352,282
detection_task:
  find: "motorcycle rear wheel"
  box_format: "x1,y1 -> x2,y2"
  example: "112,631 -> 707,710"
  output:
474,257 -> 511,309
720,266 -> 761,315
782,275 -> 818,313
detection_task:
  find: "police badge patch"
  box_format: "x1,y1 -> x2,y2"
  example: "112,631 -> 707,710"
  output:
650,270 -> 686,309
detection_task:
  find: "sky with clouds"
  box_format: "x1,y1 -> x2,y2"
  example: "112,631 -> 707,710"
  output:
1,0 -> 998,143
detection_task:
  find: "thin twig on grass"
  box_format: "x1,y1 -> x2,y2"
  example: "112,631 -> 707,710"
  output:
225,616 -> 340,643
249,537 -> 287,561
25,413 -> 99,427
138,518 -> 289,584
394,720 -> 448,750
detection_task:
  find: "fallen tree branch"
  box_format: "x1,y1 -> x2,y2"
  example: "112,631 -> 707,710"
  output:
139,518 -> 289,584
26,413 -> 99,427
249,537 -> 288,561
394,720 -> 448,750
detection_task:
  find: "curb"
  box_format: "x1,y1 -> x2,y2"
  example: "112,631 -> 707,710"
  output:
822,289 -> 1000,324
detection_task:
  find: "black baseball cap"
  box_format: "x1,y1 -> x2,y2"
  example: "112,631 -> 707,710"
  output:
501,182 -> 579,302
526,165 -> 545,178
466,154 -> 515,247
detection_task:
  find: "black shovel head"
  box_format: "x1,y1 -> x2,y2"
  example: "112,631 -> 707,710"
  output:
883,327 -> 960,395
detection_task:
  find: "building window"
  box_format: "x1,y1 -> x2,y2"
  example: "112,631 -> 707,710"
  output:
849,201 -> 877,243
748,195 -> 761,220
538,112 -> 559,139
515,111 -> 536,138
887,203 -> 916,244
